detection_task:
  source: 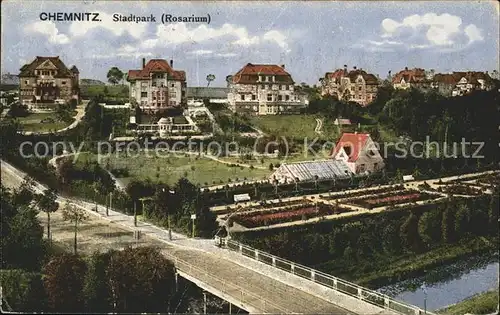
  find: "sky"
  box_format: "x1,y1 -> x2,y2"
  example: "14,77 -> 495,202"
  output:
1,1 -> 499,87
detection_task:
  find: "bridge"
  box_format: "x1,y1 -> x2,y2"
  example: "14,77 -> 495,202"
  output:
1,160 -> 433,314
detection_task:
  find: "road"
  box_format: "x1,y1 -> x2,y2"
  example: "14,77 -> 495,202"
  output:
1,159 -> 387,315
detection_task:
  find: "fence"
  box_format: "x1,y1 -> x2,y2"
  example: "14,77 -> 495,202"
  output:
163,251 -> 292,314
217,237 -> 435,315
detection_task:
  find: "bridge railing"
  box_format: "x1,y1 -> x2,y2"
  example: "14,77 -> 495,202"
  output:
163,251 -> 293,314
218,238 -> 435,315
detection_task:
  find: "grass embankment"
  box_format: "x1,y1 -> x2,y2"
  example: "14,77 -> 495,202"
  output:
250,114 -> 341,140
438,290 -> 499,315
75,152 -> 271,187
16,112 -> 75,132
316,236 -> 499,289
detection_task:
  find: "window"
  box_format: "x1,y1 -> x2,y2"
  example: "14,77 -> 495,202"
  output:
281,85 -> 286,90
265,76 -> 269,82
285,95 -> 290,101
267,94 -> 272,101
278,95 -> 283,101
141,92 -> 147,98
171,83 -> 175,87
343,145 -> 352,156
358,86 -> 362,91
152,82 -> 157,87
25,80 -> 29,84
61,81 -> 66,85
252,95 -> 256,100
240,94 -> 245,101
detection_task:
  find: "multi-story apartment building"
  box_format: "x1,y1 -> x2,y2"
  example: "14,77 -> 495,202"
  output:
127,58 -> 186,112
19,56 -> 79,111
320,65 -> 379,106
227,63 -> 307,115
392,67 -> 432,91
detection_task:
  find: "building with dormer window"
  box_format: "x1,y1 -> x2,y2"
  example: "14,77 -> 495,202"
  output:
19,56 -> 80,111
127,58 -> 187,112
227,63 -> 308,115
320,65 -> 379,106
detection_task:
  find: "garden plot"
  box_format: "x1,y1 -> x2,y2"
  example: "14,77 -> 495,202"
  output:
321,185 -> 406,202
343,189 -> 442,210
435,184 -> 487,196
231,202 -> 352,228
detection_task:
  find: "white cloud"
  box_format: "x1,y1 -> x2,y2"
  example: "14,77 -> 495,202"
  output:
24,21 -> 70,44
188,49 -> 214,55
356,13 -> 484,52
464,24 -> 484,43
144,23 -> 288,51
68,12 -> 147,39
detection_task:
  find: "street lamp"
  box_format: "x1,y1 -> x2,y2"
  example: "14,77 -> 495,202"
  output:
191,213 -> 197,238
162,188 -> 173,240
421,283 -> 427,314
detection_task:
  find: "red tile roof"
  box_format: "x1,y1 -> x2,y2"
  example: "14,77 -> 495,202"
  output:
451,71 -> 492,85
331,133 -> 370,162
432,73 -> 457,85
392,68 -> 428,84
232,63 -> 293,84
127,59 -> 186,81
324,69 -> 378,84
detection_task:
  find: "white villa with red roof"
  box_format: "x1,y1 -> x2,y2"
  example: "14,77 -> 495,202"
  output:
331,132 -> 385,174
127,58 -> 186,112
227,63 -> 308,115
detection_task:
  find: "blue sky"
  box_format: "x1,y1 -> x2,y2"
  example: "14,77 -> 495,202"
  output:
1,1 -> 498,87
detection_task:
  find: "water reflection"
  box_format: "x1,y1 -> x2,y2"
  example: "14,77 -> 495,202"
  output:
379,262 -> 499,311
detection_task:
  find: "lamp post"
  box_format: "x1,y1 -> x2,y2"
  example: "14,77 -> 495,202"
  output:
191,213 -> 196,238
421,283 -> 427,314
162,188 -> 173,240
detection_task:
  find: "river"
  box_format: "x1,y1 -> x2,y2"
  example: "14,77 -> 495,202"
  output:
378,252 -> 499,311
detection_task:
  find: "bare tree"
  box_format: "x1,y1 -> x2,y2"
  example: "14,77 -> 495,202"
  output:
61,201 -> 89,254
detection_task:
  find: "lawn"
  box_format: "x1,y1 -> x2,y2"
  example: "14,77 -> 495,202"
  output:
80,84 -> 129,101
218,150 -> 333,168
250,114 -> 340,141
16,112 -> 74,132
75,152 -> 272,187
438,290 -> 499,315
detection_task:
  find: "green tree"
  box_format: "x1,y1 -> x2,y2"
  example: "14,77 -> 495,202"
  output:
43,254 -> 87,312
83,251 -> 113,312
489,187 -> 499,230
0,269 -> 47,312
441,202 -> 455,244
107,246 -> 176,312
61,201 -> 89,254
400,212 -> 421,252
418,209 -> 441,246
206,74 -> 216,87
36,188 -> 59,243
107,67 -> 124,85
454,203 -> 471,238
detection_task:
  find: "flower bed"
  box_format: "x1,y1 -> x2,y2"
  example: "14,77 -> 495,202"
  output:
322,185 -> 405,201
346,190 -> 439,209
232,203 -> 351,228
437,184 -> 484,196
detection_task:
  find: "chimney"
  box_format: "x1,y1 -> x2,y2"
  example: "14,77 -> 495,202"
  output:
344,64 -> 347,69
142,58 -> 146,69
388,70 -> 392,75
281,64 -> 285,69
170,59 -> 173,68
353,66 -> 357,70
405,66 -> 408,71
